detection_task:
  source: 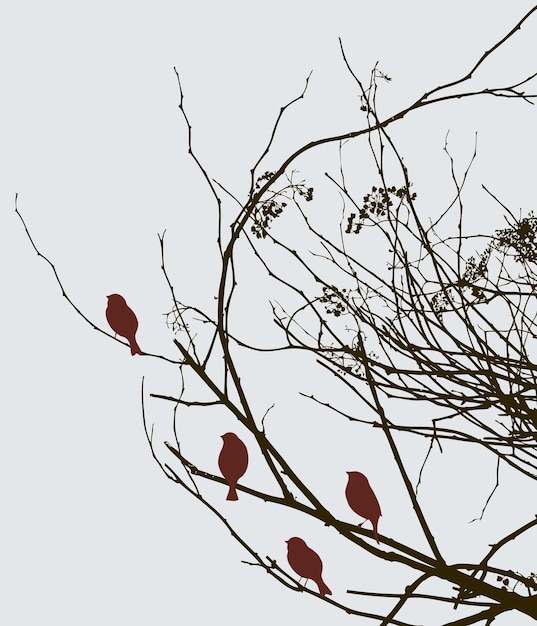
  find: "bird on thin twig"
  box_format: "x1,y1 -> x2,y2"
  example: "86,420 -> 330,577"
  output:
105,294 -> 142,356
286,537 -> 332,597
345,471 -> 382,543
218,432 -> 248,500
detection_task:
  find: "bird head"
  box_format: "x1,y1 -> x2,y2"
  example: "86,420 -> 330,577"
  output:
286,537 -> 305,548
107,294 -> 126,304
221,432 -> 237,441
347,471 -> 369,484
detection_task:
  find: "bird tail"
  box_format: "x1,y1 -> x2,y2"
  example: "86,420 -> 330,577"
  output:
130,338 -> 142,356
226,485 -> 238,501
317,577 -> 332,597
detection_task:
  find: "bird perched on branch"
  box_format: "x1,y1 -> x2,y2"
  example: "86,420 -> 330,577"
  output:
345,471 -> 382,543
218,432 -> 248,500
286,537 -> 332,597
105,294 -> 142,356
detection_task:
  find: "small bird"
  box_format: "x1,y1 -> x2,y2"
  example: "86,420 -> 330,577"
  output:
218,432 -> 248,501
345,471 -> 382,543
105,294 -> 142,356
286,537 -> 332,597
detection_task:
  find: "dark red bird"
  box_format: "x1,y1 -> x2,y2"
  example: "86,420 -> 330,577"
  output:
105,294 -> 142,356
218,432 -> 248,501
345,471 -> 382,543
286,537 -> 332,597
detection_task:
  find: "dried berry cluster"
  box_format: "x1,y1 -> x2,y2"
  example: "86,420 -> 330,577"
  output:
345,184 -> 416,234
431,288 -> 453,322
459,246 -> 492,301
494,213 -> 537,263
320,285 -> 348,317
462,250 -> 490,284
254,170 -> 276,190
497,572 -> 537,593
251,199 -> 286,239
251,173 -> 313,239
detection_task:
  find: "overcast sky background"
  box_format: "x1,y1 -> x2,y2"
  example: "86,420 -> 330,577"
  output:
3,2 -> 537,625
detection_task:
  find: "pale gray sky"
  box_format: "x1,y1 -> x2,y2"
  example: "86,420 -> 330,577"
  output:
3,2 -> 537,625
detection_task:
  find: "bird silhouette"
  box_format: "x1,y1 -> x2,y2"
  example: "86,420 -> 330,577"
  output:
345,471 -> 381,543
218,432 -> 248,500
105,294 -> 142,356
286,537 -> 332,597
